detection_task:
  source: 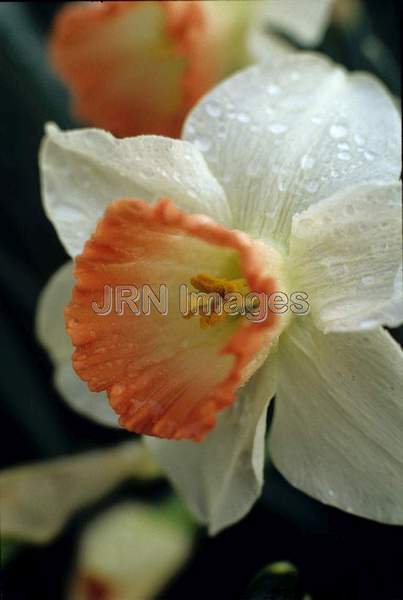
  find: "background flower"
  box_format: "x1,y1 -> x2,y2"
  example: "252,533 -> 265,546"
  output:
49,0 -> 336,137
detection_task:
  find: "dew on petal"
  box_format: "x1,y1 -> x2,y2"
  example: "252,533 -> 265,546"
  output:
329,124 -> 348,139
194,137 -> 211,153
205,101 -> 222,118
329,264 -> 348,277
361,275 -> 375,286
246,161 -> 260,178
364,151 -> 375,161
354,134 -> 366,146
277,178 -> 286,192
237,112 -> 250,124
337,151 -> 351,161
139,166 -> 154,178
267,84 -> 281,96
305,180 -> 319,193
53,205 -> 84,222
300,155 -> 315,170
269,123 -> 288,134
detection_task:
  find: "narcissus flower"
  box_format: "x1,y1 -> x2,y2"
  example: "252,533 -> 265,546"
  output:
50,0 -> 258,137
39,53 -> 402,534
49,0 -> 335,137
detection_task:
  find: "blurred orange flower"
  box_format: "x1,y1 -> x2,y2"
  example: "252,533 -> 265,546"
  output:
50,1 -> 251,137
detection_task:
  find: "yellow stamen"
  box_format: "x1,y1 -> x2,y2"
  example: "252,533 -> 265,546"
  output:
190,273 -> 250,296
184,273 -> 258,329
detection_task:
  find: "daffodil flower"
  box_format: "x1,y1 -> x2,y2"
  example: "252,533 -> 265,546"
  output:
49,0 -> 334,137
39,52 -> 402,534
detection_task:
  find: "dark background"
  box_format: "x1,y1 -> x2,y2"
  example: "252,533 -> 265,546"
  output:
1,2 -> 402,599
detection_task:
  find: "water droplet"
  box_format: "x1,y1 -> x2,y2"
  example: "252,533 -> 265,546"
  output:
112,384 -> 126,395
246,161 -> 260,178
305,180 -> 319,193
53,205 -> 84,223
269,123 -> 288,134
337,142 -> 350,151
290,71 -> 300,81
311,116 -> 322,124
194,136 -> 211,153
267,84 -> 281,96
364,151 -> 375,161
329,264 -> 348,277
300,155 -> 315,170
354,134 -> 365,146
237,112 -> 250,124
328,489 -> 335,497
330,170 -> 339,178
140,166 -> 154,178
265,207 -> 277,219
186,123 -> 195,136
361,275 -> 375,286
277,178 -> 286,192
330,124 -> 348,139
337,151 -> 351,161
205,101 -> 221,118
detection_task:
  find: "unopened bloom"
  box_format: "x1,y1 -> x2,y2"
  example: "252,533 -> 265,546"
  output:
70,501 -> 193,600
49,0 -> 335,137
39,52 -> 402,534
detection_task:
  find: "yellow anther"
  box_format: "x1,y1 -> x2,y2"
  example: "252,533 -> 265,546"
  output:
190,273 -> 249,296
184,273 -> 257,329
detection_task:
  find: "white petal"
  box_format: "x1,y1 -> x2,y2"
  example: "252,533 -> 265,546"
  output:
270,319 -> 403,524
146,355 -> 277,534
289,181 -> 403,332
39,123 -> 230,257
36,261 -> 74,364
247,28 -> 294,63
183,53 -> 400,245
259,0 -> 334,46
55,361 -> 119,428
36,262 -> 118,427
0,441 -> 160,543
71,501 -> 193,600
